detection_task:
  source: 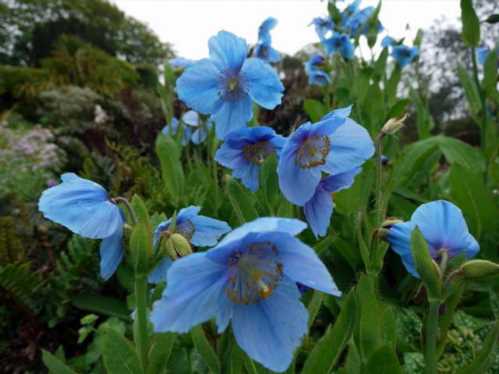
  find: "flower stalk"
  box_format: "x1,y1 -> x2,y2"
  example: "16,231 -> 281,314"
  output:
134,273 -> 149,371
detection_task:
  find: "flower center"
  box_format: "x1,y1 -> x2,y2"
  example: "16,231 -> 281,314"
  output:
175,219 -> 195,241
227,77 -> 240,92
225,242 -> 283,305
242,141 -> 274,165
296,135 -> 331,169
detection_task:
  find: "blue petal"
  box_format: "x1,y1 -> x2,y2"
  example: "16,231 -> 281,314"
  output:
150,253 -> 227,333
208,31 -> 248,72
176,59 -> 224,114
387,221 -> 419,278
275,233 -> 341,295
208,217 -> 307,261
190,215 -> 231,247
177,206 -> 201,221
304,187 -> 333,238
241,57 -> 284,109
321,167 -> 361,192
258,17 -> 278,43
148,257 -> 173,284
320,105 -> 352,121
169,57 -> 196,69
381,36 -> 397,48
191,128 -> 208,144
99,226 -> 124,280
38,173 -> 123,239
231,278 -> 308,373
277,139 -> 322,205
323,118 -> 374,175
232,163 -> 260,192
182,110 -> 199,127
212,95 -> 253,139
410,200 -> 479,258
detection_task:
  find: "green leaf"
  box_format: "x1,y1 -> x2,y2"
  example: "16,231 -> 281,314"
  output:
484,14 -> 499,23
147,333 -> 176,374
226,177 -> 258,224
259,155 -> 280,214
72,294 -> 130,320
483,50 -> 498,96
411,228 -> 441,301
131,195 -> 151,229
456,321 -> 499,374
130,223 -> 152,274
101,328 -> 142,374
363,345 -> 403,374
303,99 -> 327,122
449,163 -> 497,238
435,135 -> 485,171
302,290 -> 356,374
460,0 -> 480,47
155,134 -> 185,206
457,66 -> 482,119
42,350 -> 78,374
191,325 -> 221,374
307,291 -> 324,329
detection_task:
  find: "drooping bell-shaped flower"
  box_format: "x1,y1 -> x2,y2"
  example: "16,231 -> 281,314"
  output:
387,200 -> 479,278
304,54 -> 331,86
150,217 -> 341,372
254,17 -> 281,63
176,31 -> 284,139
391,45 -> 419,68
215,126 -> 285,192
38,173 -> 124,280
277,106 -> 374,206
323,32 -> 354,60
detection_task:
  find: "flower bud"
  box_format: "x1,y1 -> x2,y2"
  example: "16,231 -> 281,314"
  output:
461,260 -> 499,279
381,114 -> 408,135
170,233 -> 193,257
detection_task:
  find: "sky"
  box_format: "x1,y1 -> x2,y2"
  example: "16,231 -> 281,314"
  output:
110,0 -> 460,58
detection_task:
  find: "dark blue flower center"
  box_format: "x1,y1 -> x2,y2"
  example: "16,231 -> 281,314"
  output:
225,242 -> 283,305
243,141 -> 274,165
296,135 -> 331,169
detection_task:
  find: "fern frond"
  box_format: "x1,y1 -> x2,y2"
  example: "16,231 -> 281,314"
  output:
0,262 -> 42,306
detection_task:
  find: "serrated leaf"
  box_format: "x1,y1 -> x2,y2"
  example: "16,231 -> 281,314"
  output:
302,291 -> 356,374
460,0 -> 480,47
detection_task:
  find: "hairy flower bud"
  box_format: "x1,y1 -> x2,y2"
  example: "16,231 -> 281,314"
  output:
381,114 -> 408,135
461,260 -> 499,279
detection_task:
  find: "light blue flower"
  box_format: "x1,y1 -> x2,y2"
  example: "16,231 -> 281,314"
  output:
323,33 -> 354,60
38,173 -> 124,280
162,117 -> 191,145
342,5 -> 383,37
277,106 -> 374,205
150,217 -> 340,372
304,54 -> 331,86
381,35 -> 397,48
153,206 -> 231,248
169,57 -> 196,69
176,31 -> 284,139
182,110 -> 213,144
254,17 -> 281,63
304,168 -> 360,238
476,47 -> 490,65
310,16 -> 334,41
391,45 -> 419,68
215,126 -> 285,192
387,200 -> 479,278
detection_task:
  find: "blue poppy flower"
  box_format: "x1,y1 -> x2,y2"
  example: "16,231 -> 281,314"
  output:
254,17 -> 280,63
476,47 -> 490,65
277,106 -> 374,205
38,173 -> 124,280
381,35 -> 397,48
215,126 -> 285,192
150,217 -> 341,372
323,33 -> 354,60
342,6 -> 383,37
169,57 -> 196,69
310,16 -> 334,41
182,110 -> 214,144
304,168 -> 360,238
176,31 -> 284,139
304,54 -> 331,86
391,45 -> 419,68
153,206 -> 231,248
162,117 -> 191,146
387,200 -> 479,278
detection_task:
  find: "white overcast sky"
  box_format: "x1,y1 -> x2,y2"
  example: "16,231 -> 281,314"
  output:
110,0 -> 459,58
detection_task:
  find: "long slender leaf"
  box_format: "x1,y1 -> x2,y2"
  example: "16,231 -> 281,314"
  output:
191,325 -> 221,374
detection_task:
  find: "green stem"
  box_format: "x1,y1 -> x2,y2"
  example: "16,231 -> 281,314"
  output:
375,133 -> 385,227
134,274 -> 149,372
424,301 -> 440,374
113,196 -> 137,225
